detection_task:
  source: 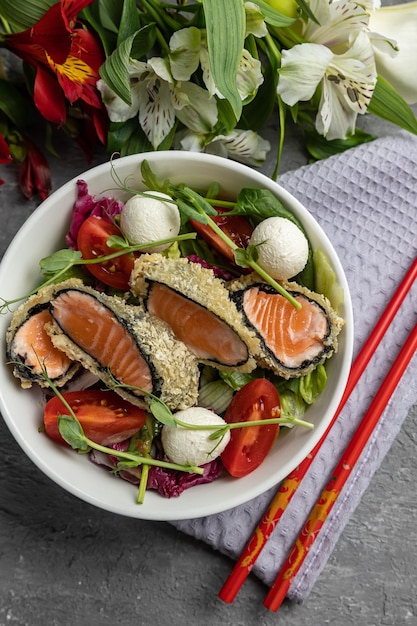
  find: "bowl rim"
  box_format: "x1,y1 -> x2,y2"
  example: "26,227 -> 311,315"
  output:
0,151 -> 354,520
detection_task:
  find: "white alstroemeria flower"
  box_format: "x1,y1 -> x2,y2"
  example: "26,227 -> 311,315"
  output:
245,2 -> 268,38
369,1 -> 417,104
175,127 -> 270,166
278,0 -> 380,139
98,51 -> 218,150
200,39 -> 264,101
137,59 -> 218,147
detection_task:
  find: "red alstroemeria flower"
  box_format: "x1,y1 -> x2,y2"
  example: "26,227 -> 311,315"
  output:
0,133 -> 12,185
2,0 -> 104,126
18,138 -> 51,201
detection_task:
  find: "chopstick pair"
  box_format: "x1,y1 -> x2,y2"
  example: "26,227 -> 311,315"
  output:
263,316 -> 417,611
219,256 -> 417,607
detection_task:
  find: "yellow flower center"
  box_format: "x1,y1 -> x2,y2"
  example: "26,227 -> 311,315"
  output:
46,52 -> 95,84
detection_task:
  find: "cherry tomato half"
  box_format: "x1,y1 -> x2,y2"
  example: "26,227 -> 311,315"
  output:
44,389 -> 146,446
77,215 -> 135,290
190,207 -> 253,267
221,379 -> 280,477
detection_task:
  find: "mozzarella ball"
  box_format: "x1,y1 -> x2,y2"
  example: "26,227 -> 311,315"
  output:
250,216 -> 309,280
161,407 -> 231,467
120,191 -> 180,252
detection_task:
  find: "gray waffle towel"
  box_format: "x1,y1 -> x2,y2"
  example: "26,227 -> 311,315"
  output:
172,131 -> 417,602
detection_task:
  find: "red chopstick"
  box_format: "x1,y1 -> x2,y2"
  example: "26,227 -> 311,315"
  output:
218,257 -> 417,604
264,317 -> 417,611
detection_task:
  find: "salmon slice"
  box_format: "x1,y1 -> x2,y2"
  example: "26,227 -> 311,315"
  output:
130,253 -> 259,372
147,282 -> 249,367
229,279 -> 344,379
243,287 -> 329,368
45,279 -> 200,410
49,289 -> 154,396
7,301 -> 79,389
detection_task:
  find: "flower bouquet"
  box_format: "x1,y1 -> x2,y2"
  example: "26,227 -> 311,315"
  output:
0,0 -> 416,200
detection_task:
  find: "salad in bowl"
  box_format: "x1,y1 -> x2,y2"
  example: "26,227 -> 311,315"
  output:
0,152 -> 353,521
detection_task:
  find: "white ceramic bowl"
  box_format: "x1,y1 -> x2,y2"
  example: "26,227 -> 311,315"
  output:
0,152 -> 353,521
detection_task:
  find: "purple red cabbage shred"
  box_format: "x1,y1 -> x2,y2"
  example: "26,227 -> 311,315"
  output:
66,180 -> 124,248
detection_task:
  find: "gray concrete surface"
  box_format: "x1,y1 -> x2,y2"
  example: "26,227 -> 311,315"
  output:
1,113 -> 416,626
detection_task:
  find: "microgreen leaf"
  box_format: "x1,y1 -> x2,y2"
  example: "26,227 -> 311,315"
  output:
176,199 -> 210,224
106,235 -> 130,248
39,249 -> 82,274
58,414 -> 89,451
233,247 -> 251,268
148,399 -> 177,427
177,186 -> 218,216
208,426 -> 229,441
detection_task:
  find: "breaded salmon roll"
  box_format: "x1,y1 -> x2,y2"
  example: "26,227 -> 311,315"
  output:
44,279 -> 200,410
6,284 -> 80,389
227,274 -> 345,379
130,254 -> 259,373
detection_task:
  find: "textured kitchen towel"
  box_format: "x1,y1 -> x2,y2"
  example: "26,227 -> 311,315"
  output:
172,131 -> 417,602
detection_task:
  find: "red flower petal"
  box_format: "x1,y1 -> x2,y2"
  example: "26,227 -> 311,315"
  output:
5,3 -> 71,65
62,0 -> 97,24
72,28 -> 105,73
18,139 -> 51,201
34,66 -> 67,125
0,134 -> 12,164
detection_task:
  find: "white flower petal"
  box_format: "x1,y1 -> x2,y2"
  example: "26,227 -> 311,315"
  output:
369,1 -> 417,104
174,82 -> 218,132
306,0 -> 370,49
97,79 -> 139,122
169,27 -> 201,81
213,129 -> 271,165
316,76 -> 357,139
329,30 -> 376,113
148,57 -> 174,84
278,43 -> 333,105
174,129 -> 206,152
245,2 -> 268,38
199,45 -> 220,98
315,31 -> 376,139
237,49 -> 264,100
127,59 -> 150,79
137,79 -> 175,149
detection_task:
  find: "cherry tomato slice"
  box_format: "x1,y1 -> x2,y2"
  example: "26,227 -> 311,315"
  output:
221,378 -> 280,477
190,207 -> 253,267
77,215 -> 134,290
44,389 -> 146,446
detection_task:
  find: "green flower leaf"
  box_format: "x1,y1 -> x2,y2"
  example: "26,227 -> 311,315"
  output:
118,0 -> 141,44
0,79 -> 35,129
367,75 -> 417,135
99,25 -> 156,104
304,126 -> 376,161
0,0 -> 53,29
201,0 -> 245,121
